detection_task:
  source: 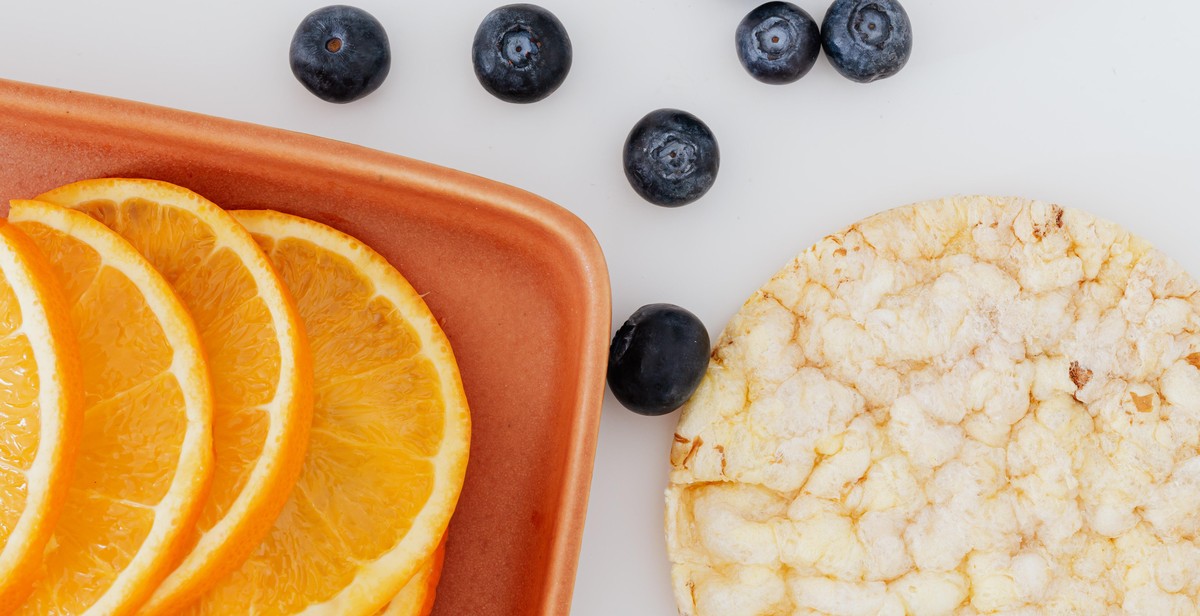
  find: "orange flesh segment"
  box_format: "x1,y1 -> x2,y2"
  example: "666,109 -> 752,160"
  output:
187,211 -> 468,615
35,179 -> 311,614
8,202 -> 211,615
71,196 -> 282,540
0,220 -> 82,612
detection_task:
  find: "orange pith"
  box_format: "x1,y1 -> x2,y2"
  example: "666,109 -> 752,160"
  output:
378,534 -> 447,616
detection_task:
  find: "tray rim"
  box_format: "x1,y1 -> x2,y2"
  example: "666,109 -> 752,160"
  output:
0,77 -> 612,615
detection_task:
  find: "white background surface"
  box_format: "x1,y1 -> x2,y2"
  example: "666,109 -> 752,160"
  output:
5,1 -> 1200,614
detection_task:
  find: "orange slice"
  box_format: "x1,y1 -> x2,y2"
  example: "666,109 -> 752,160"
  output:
0,219 -> 82,611
378,535 -> 447,616
8,199 -> 211,614
186,210 -> 470,615
35,179 -> 312,614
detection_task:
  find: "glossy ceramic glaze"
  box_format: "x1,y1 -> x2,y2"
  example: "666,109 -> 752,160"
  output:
0,78 -> 610,616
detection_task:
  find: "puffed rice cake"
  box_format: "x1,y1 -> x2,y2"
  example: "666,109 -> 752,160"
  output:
666,196 -> 1200,615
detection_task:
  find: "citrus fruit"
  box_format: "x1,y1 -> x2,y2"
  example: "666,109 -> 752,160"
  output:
35,179 -> 313,614
8,199 -> 211,614
0,218 -> 82,611
378,535 -> 446,616
186,209 -> 470,615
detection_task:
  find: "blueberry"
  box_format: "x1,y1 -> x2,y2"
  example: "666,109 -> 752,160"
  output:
472,4 -> 572,104
608,304 -> 710,416
289,5 -> 391,103
821,0 -> 912,83
623,109 -> 719,208
735,2 -> 821,85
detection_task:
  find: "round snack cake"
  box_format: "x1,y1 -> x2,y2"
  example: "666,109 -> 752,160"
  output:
666,196 -> 1200,615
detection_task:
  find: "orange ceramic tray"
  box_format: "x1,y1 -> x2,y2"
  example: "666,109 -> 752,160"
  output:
0,78 -> 610,616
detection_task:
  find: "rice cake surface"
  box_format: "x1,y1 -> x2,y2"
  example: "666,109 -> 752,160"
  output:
665,196 -> 1200,615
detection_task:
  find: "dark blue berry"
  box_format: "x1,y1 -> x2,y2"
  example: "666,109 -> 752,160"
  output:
472,4 -> 573,104
608,304 -> 710,416
821,0 -> 912,83
289,5 -> 391,103
736,2 -> 821,85
623,109 -> 719,208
